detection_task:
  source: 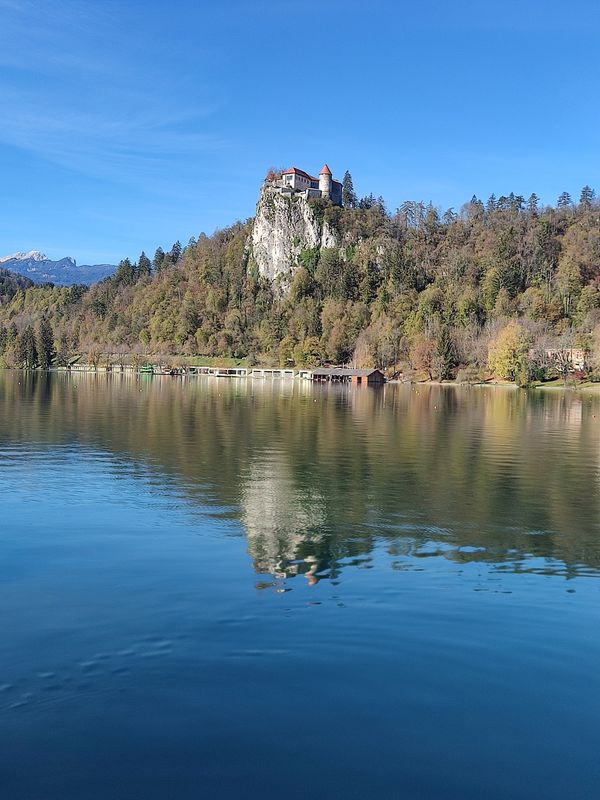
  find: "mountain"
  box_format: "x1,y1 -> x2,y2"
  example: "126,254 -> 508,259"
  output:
0,251 -> 116,285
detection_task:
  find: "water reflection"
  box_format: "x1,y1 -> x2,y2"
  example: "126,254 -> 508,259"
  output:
241,454 -> 326,583
1,371 -> 599,584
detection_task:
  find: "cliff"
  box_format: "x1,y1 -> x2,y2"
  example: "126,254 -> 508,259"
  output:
247,185 -> 339,284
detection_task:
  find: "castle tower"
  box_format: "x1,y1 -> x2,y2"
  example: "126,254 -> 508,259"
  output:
319,164 -> 332,200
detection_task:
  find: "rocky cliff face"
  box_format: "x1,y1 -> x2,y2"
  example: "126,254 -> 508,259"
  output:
248,185 -> 338,285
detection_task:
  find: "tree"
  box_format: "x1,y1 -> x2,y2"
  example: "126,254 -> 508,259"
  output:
509,193 -> 525,212
114,258 -> 135,285
376,195 -> 387,215
17,325 -> 37,369
527,193 -> 539,215
36,320 -> 55,370
555,254 -> 582,315
278,334 -> 296,366
358,193 -> 376,210
153,247 -> 166,272
488,322 -> 532,381
434,325 -> 456,380
576,284 -> 600,318
137,251 -> 152,279
55,334 -> 71,367
399,200 -> 416,226
557,191 -> 572,208
293,336 -> 321,366
342,171 -> 357,209
471,195 -> 485,214
410,335 -> 436,380
553,347 -> 574,385
588,325 -> 600,379
443,208 -> 457,225
170,241 -> 182,263
90,298 -> 107,319
580,185 -> 595,210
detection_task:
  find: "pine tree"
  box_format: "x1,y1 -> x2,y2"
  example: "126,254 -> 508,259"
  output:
442,208 -> 457,225
425,202 -> 440,233
358,193 -> 376,210
170,241 -> 182,263
153,247 -> 165,272
527,193 -> 540,215
56,334 -> 71,367
580,185 -> 595,210
399,200 -> 416,226
434,325 -> 455,380
18,325 -> 37,369
470,196 -> 485,217
486,194 -> 497,214
342,171 -> 357,208
137,251 -> 152,279
36,319 -> 55,370
557,191 -> 572,208
114,258 -> 135,285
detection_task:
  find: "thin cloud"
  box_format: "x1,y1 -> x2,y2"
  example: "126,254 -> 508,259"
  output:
0,103 -> 228,191
0,0 -> 227,192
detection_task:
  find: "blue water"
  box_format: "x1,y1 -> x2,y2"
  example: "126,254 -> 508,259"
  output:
1,372 -> 599,798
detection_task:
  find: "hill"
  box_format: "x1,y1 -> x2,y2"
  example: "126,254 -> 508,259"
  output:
1,182 -> 600,381
0,268 -> 35,302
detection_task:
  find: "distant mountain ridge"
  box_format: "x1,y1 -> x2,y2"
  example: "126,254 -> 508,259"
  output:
0,251 -> 116,285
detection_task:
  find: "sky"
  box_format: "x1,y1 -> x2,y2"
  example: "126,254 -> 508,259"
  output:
1,0 -> 600,265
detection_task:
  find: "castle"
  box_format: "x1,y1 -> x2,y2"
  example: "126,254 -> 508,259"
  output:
266,164 -> 343,206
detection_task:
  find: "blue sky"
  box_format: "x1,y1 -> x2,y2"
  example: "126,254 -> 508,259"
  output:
1,0 -> 600,265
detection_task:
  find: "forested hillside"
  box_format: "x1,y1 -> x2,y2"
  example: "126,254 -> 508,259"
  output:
2,184 -> 600,382
0,269 -> 34,301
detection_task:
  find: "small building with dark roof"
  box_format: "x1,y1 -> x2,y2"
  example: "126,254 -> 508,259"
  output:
309,368 -> 385,385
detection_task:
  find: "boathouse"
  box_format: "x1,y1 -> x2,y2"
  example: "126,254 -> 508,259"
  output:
310,368 -> 385,385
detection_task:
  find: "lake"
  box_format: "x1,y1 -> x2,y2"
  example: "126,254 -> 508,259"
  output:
1,371 -> 599,799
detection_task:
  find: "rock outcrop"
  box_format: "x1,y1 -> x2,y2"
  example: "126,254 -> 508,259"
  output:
248,185 -> 339,285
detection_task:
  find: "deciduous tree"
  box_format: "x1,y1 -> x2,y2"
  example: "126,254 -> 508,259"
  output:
488,322 -> 532,381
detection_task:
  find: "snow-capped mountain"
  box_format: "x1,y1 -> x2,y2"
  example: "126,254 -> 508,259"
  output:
0,250 -> 49,264
0,251 -> 116,285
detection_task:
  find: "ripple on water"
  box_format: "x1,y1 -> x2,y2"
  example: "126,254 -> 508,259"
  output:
0,635 -> 179,715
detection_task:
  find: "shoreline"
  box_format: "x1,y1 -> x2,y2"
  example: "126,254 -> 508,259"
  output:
388,378 -> 600,392
5,366 -> 600,392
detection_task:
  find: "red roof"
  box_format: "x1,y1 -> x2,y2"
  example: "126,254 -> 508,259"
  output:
282,165 -> 335,180
282,167 -> 318,181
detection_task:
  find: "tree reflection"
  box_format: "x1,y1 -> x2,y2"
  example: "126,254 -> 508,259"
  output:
1,371 -> 599,582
